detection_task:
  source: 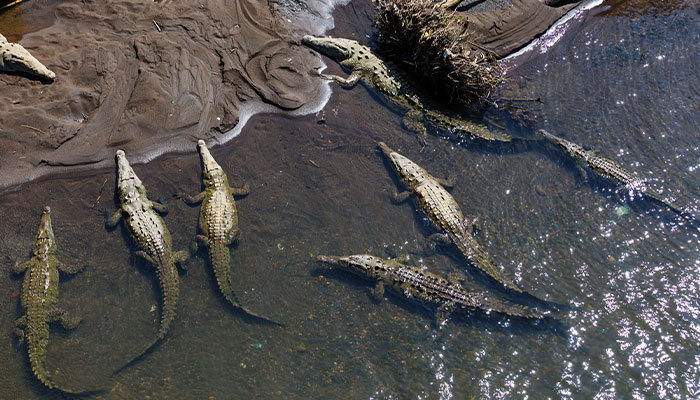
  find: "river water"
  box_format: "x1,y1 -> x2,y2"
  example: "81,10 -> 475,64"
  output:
1,0 -> 698,398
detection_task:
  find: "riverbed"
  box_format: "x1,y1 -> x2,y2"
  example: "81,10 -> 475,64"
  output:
0,0 -> 698,398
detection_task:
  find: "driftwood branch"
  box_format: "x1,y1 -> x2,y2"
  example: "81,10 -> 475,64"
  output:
21,125 -> 47,135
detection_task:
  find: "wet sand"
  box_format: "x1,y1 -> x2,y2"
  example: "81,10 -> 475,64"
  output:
0,0 -> 329,190
0,0 -> 583,192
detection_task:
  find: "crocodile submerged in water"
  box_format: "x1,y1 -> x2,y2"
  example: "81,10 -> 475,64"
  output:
301,35 -> 511,144
537,129 -> 691,217
106,150 -> 188,341
317,254 -> 546,322
1,33 -> 55,81
177,140 -> 282,326
12,207 -> 86,392
378,141 -> 527,294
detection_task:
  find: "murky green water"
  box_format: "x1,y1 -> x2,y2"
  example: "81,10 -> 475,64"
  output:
1,0 -> 699,398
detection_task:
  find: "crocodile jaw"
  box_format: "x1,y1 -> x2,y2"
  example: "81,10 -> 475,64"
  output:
34,206 -> 55,256
0,40 -> 55,81
317,254 -> 376,278
316,255 -> 346,266
197,140 -> 222,175
537,129 -> 560,143
302,35 -> 352,62
377,141 -> 404,176
377,142 -> 424,185
115,150 -> 143,189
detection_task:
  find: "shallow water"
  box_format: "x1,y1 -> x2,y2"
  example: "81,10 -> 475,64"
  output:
1,0 -> 699,398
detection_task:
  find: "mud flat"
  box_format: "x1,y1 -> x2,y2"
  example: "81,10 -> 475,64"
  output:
0,0 -> 335,190
0,0 -> 585,191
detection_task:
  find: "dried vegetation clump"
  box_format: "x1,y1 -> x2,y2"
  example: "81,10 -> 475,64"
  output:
376,0 -> 504,107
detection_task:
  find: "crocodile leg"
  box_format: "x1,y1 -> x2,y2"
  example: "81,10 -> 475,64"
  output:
49,306 -> 81,330
435,302 -> 456,326
390,190 -> 412,204
448,270 -> 468,285
190,234 -> 210,254
230,183 -> 250,197
368,281 -> 386,303
465,217 -> 482,235
14,316 -> 26,344
12,260 -> 31,274
393,254 -> 410,263
322,71 -> 361,88
438,174 -> 456,189
134,251 -> 156,265
55,260 -> 84,275
105,209 -> 123,229
226,227 -> 241,245
177,191 -> 206,205
150,201 -> 169,215
401,109 -> 428,146
425,233 -> 452,252
172,250 -> 189,271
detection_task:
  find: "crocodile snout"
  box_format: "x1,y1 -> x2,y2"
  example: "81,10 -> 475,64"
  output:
316,255 -> 343,266
377,141 -> 394,157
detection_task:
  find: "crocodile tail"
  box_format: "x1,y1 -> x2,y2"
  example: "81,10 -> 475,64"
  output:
481,297 -> 547,319
26,313 -> 55,390
154,258 -> 179,339
454,236 -> 524,293
424,110 -> 512,142
111,336 -> 161,376
209,242 -> 234,300
641,188 -> 694,218
209,243 -> 284,327
26,313 -> 103,394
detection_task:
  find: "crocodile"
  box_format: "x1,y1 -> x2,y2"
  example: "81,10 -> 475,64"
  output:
317,254 -> 546,322
537,129 -> 690,217
1,33 -> 55,81
106,150 -> 188,340
12,207 -> 85,392
301,35 -> 511,144
377,141 -> 528,294
177,140 -> 282,326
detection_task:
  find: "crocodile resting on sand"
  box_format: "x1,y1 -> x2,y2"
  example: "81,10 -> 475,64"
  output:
106,150 -> 188,340
378,141 -> 529,294
302,35 -> 510,144
538,129 -> 690,217
178,140 -> 282,326
0,33 -> 55,81
317,254 -> 546,322
12,207 -> 84,392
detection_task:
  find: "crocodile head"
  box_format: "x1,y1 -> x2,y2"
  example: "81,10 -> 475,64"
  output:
377,142 -> 426,186
0,38 -> 56,81
537,129 -> 585,158
33,206 -> 56,256
301,35 -> 355,62
197,140 -> 225,185
316,254 -> 383,279
536,129 -> 558,142
115,149 -> 145,200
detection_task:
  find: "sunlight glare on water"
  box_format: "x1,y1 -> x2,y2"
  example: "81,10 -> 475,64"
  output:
0,0 -> 698,398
